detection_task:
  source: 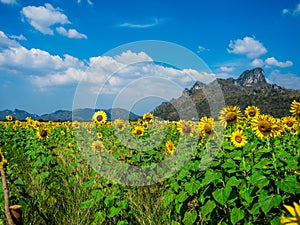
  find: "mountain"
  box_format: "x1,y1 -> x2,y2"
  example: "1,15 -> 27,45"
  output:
153,67 -> 300,120
0,108 -> 140,121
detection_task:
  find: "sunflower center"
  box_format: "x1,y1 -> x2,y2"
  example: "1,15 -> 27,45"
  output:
226,112 -> 237,122
286,121 -> 294,127
97,115 -> 103,122
204,124 -> 212,134
95,144 -> 103,152
235,135 -> 242,143
136,129 -> 143,135
39,129 -> 48,138
297,109 -> 300,116
248,110 -> 256,117
182,125 -> 191,134
116,123 -> 123,129
258,121 -> 271,132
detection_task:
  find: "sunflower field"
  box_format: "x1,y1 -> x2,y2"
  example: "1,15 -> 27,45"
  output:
0,101 -> 300,225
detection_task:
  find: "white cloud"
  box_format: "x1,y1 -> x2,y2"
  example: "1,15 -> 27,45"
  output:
220,66 -> 234,73
9,34 -> 27,41
77,0 -> 93,5
282,4 -> 300,16
0,31 -> 215,97
269,70 -> 300,89
21,4 -> 87,39
21,3 -> 70,35
56,27 -> 87,39
120,18 -> 162,28
0,0 -> 16,4
0,30 -> 20,50
265,57 -> 293,68
251,59 -> 264,67
227,36 -> 267,58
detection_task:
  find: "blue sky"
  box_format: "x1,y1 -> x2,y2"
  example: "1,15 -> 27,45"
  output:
0,0 -> 300,115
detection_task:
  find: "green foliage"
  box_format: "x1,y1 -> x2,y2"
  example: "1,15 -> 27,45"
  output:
0,115 -> 299,225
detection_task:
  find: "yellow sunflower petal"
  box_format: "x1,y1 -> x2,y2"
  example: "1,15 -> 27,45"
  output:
293,202 -> 300,218
284,204 -> 296,217
280,216 -> 298,225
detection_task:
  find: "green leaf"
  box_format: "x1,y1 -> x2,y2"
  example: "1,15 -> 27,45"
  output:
212,186 -> 232,205
201,200 -> 216,217
13,177 -> 24,185
171,221 -> 180,225
164,190 -> 176,207
248,171 -> 269,189
117,220 -> 129,225
201,169 -> 222,187
182,211 -> 197,225
230,208 -> 244,225
227,176 -> 241,187
80,199 -> 94,209
258,191 -> 281,214
271,216 -> 281,225
185,180 -> 201,196
175,203 -> 182,214
108,206 -> 121,218
176,191 -> 188,203
84,178 -> 94,188
91,211 -> 106,225
104,194 -> 116,207
221,158 -> 236,169
275,176 -> 297,194
249,203 -> 260,215
239,187 -> 254,204
92,189 -> 105,203
117,200 -> 129,210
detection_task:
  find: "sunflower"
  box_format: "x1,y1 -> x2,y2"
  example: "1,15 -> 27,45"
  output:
132,126 -> 144,136
177,120 -> 193,136
92,141 -> 105,153
5,115 -> 13,121
290,100 -> 300,120
244,106 -> 260,119
113,119 -> 126,131
280,199 -> 300,225
60,130 -> 65,136
93,110 -> 107,124
282,116 -> 298,131
97,132 -> 103,138
219,106 -> 242,127
198,116 -> 214,137
165,140 -> 176,154
143,113 -> 154,122
251,114 -> 276,138
273,118 -> 285,138
231,130 -> 247,148
36,128 -> 50,139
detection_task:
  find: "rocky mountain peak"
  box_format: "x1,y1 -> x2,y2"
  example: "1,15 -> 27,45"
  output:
235,67 -> 267,87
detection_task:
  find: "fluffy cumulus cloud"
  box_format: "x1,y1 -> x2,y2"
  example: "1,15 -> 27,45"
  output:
56,27 -> 87,39
282,3 -> 300,15
21,3 -> 70,35
0,32 -> 215,94
21,3 -> 87,39
265,57 -> 293,68
0,0 -> 16,4
251,59 -> 264,67
220,66 -> 234,73
269,70 -> 300,89
0,31 -> 20,50
227,36 -> 267,58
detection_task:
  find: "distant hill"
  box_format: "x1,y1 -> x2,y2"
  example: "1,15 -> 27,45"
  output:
0,108 -> 140,121
153,67 -> 300,120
